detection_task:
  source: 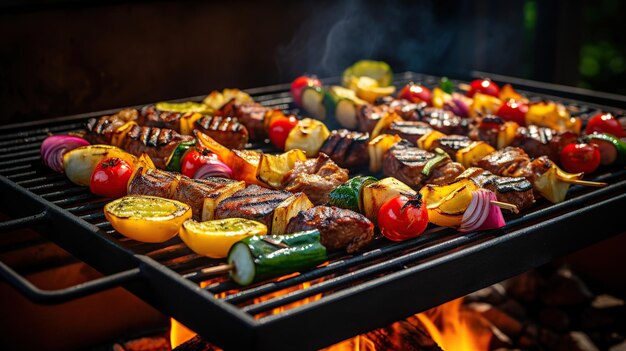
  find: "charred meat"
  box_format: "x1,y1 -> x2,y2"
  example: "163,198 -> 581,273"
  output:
123,125 -> 193,169
457,167 -> 535,210
282,153 -> 350,205
139,105 -> 186,131
418,107 -> 471,135
286,206 -> 374,253
194,115 -> 248,149
84,109 -> 138,145
216,99 -> 270,140
429,135 -> 472,158
319,129 -> 369,168
475,147 -> 532,178
382,120 -> 433,145
511,126 -> 578,162
215,185 -> 291,228
171,177 -> 241,220
128,168 -> 180,199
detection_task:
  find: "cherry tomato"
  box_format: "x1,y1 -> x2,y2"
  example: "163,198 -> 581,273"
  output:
398,83 -> 432,105
467,78 -> 500,98
496,99 -> 528,125
269,115 -> 298,149
90,157 -> 133,198
181,147 -> 218,178
290,75 -> 322,107
378,194 -> 429,242
585,112 -> 626,138
560,143 -> 601,174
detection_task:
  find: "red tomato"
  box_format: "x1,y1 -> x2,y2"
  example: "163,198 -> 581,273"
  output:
496,99 -> 528,125
378,194 -> 429,242
90,157 -> 133,198
398,83 -> 432,105
290,75 -> 322,107
181,147 -> 217,178
269,115 -> 298,149
585,112 -> 626,138
560,143 -> 601,174
467,79 -> 500,98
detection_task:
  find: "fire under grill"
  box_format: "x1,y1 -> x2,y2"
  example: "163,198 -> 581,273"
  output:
1,72 -> 625,350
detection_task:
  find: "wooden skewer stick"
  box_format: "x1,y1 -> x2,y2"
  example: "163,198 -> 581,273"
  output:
200,264 -> 233,276
558,178 -> 607,187
458,83 -> 471,91
490,200 -> 519,214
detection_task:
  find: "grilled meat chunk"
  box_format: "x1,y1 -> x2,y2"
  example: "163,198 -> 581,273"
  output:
418,107 -> 471,135
123,125 -> 193,169
217,99 -> 269,140
511,126 -> 578,161
84,109 -> 138,145
430,135 -> 472,158
171,177 -> 241,220
468,115 -> 502,148
282,153 -> 350,205
383,140 -> 465,189
194,115 -> 248,149
383,120 -> 433,145
128,168 -> 180,199
475,147 -> 532,178
457,167 -> 535,210
286,206 -> 374,253
319,129 -> 369,168
357,104 -> 387,133
215,185 -> 291,228
357,98 -> 426,133
139,105 -> 186,131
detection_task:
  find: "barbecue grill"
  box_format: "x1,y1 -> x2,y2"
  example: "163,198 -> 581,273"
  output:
1,72 -> 625,350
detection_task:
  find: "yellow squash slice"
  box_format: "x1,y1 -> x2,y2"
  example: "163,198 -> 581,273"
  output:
179,218 -> 267,258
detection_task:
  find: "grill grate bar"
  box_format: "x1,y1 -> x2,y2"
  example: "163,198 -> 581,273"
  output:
0,148 -> 40,160
64,200 -> 109,214
0,143 -> 43,155
51,193 -> 97,206
0,155 -> 41,167
0,123 -> 85,141
16,174 -> 67,186
40,187 -> 90,199
26,180 -> 73,193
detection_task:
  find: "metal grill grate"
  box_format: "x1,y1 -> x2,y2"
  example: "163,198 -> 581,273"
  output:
1,72 -> 625,350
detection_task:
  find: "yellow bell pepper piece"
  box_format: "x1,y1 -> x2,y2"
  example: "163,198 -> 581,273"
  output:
419,179 -> 480,227
497,121 -> 520,149
526,102 -> 582,134
256,149 -> 307,189
370,112 -> 403,139
179,112 -> 204,135
368,134 -> 402,172
533,158 -> 583,203
469,93 -> 502,118
111,121 -> 137,148
179,218 -> 267,258
417,130 -> 447,151
431,87 -> 452,109
284,118 -> 330,157
456,141 -> 496,168
499,84 -> 528,103
104,195 -> 192,243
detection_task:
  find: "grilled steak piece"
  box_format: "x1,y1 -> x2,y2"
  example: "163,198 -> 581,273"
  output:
468,116 -> 503,148
128,168 -> 181,199
430,135 -> 472,157
217,99 -> 269,140
122,125 -> 193,169
475,147 -> 532,178
139,105 -> 186,131
286,206 -> 374,253
357,104 -> 387,133
194,115 -> 249,149
282,153 -> 350,205
357,98 -> 426,133
215,185 -> 291,228
319,129 -> 369,168
383,120 -> 433,145
511,126 -> 578,162
383,140 -> 465,188
418,107 -> 471,135
84,109 -> 138,145
171,177 -> 241,220
458,168 -> 535,210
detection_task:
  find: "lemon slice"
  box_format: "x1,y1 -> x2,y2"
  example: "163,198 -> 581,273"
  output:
342,60 -> 393,89
179,218 -> 267,258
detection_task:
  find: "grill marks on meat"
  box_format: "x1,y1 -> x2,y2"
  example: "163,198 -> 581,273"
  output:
286,206 -> 374,253
194,115 -> 248,149
128,168 -> 180,199
475,147 -> 532,178
282,153 -> 350,205
383,120 -> 433,145
124,125 -> 193,169
84,109 -> 138,145
458,168 -> 535,210
140,105 -> 185,131
511,126 -> 578,162
215,185 -> 291,228
319,129 -> 369,168
430,135 -> 472,158
172,177 -> 240,220
217,99 -> 270,140
419,107 -> 471,135
383,140 -> 465,188
357,98 -> 425,133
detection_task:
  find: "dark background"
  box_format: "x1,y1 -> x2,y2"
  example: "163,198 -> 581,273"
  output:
1,0 -> 624,125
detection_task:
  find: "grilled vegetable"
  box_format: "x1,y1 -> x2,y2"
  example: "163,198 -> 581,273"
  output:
179,112 -> 205,136
370,112 -> 403,140
111,121 -> 138,148
156,101 -> 212,114
439,77 -> 454,94
421,148 -> 449,177
459,189 -> 505,232
200,181 -> 246,221
180,146 -> 217,178
585,112 -> 626,138
128,153 -> 157,186
398,83 -> 432,105
469,92 -> 502,118
456,141 -> 496,168
526,102 -> 581,134
63,145 -> 137,186
467,79 -> 500,98
328,86 -> 368,130
227,230 -> 327,286
419,179 -> 480,227
301,86 -> 334,121
256,149 -> 307,189
496,99 -> 528,125
497,121 -> 520,149
431,87 -> 451,109
342,60 -> 393,90
202,88 -> 252,110
586,132 -> 626,165
165,140 -> 196,172
104,195 -> 192,243
378,194 -> 428,241
291,75 -> 322,107
362,177 -> 416,222
194,159 -> 233,179
328,176 -> 378,212
355,77 -> 396,104
179,218 -> 267,258
417,130 -> 447,151
41,135 -> 90,173
499,84 -> 527,102
90,158 -> 134,198
532,158 -> 583,204
284,118 -> 331,157
368,134 -> 402,172
271,193 -> 314,235
560,143 -> 600,174
268,115 -> 298,150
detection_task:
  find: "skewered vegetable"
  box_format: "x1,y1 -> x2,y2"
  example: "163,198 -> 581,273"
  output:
256,149 -> 307,189
467,78 -> 500,98
526,102 -> 581,134
268,115 -> 298,149
104,195 -> 192,243
531,157 -> 583,204
63,145 -> 137,186
355,76 -> 396,104
456,141 -> 496,168
329,85 -> 367,130
180,146 -> 218,178
419,179 -> 480,227
362,177 -> 417,222
155,101 -> 212,114
368,134 -> 401,172
559,143 -> 601,174
328,176 -> 378,212
194,160 -> 233,179
284,118 -> 330,157
179,218 -> 267,258
228,230 -> 327,286
290,75 -> 322,107
398,83 -> 432,105
301,86 -> 334,121
459,189 -> 505,232
271,193 -> 314,235
90,158 -> 134,198
41,135 -> 90,172
378,194 -> 429,241
165,140 -> 196,172
342,60 -> 393,90
586,132 -> 626,165
585,112 -> 626,138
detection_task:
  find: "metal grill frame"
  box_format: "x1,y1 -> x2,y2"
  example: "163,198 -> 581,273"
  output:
1,72 -> 625,350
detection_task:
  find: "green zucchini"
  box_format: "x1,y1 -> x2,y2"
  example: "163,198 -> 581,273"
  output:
342,60 -> 393,89
301,86 -> 336,124
328,86 -> 367,130
586,133 -> 626,165
165,140 -> 196,172
155,101 -> 212,114
421,148 -> 449,177
328,176 -> 378,212
227,230 -> 327,286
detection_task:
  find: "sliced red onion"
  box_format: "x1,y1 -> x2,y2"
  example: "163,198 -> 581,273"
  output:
459,189 -> 505,232
193,159 -> 233,179
40,135 -> 90,172
445,93 -> 471,117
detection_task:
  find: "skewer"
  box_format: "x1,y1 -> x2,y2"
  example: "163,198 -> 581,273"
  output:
200,264 -> 233,275
557,178 -> 607,187
490,200 -> 519,214
458,83 -> 471,91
